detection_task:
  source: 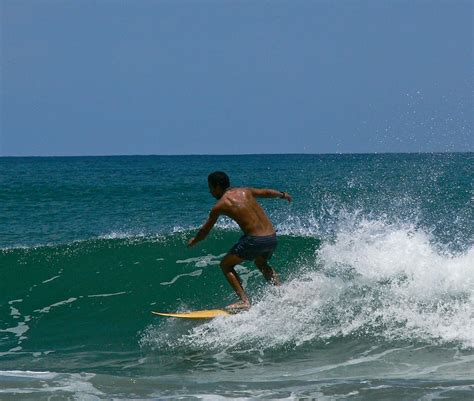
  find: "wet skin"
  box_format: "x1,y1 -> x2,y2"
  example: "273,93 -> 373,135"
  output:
188,184 -> 292,309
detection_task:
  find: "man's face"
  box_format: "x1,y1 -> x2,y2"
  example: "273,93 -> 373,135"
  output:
208,182 -> 220,199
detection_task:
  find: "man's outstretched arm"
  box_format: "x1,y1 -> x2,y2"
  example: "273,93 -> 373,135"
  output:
250,188 -> 292,202
188,207 -> 220,248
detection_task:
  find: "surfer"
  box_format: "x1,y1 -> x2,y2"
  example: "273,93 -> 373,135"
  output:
188,171 -> 292,311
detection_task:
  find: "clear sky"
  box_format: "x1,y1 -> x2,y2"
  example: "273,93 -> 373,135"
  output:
1,0 -> 472,156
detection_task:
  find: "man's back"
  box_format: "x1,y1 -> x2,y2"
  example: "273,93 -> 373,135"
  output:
216,188 -> 275,236
189,172 -> 291,309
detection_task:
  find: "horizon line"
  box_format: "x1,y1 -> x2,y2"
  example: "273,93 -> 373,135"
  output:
0,150 -> 472,158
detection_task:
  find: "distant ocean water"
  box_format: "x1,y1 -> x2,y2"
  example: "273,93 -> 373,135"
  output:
1,153 -> 473,400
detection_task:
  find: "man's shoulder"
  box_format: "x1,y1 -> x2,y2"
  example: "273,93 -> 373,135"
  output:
228,187 -> 249,191
216,188 -> 252,208
229,187 -> 253,194
212,196 -> 230,211
227,187 -> 255,198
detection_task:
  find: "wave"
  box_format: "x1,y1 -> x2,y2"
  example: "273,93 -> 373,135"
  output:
141,219 -> 474,352
1,216 -> 472,364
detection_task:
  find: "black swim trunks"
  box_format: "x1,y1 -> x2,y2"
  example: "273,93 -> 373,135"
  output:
229,234 -> 277,261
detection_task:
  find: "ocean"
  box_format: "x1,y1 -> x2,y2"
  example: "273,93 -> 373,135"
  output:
1,153 -> 473,400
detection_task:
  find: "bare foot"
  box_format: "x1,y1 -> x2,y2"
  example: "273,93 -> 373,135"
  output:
225,300 -> 250,312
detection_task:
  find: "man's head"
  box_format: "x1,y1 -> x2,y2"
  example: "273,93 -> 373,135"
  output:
208,171 -> 230,199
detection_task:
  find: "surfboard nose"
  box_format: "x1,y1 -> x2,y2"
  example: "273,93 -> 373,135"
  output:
151,309 -> 231,319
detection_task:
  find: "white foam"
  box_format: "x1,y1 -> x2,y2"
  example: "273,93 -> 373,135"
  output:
319,219 -> 473,294
160,269 -> 203,286
215,218 -> 239,230
0,370 -> 57,379
0,347 -> 23,357
276,212 -> 323,237
8,299 -> 23,304
318,219 -> 474,346
176,253 -> 225,266
34,297 -> 78,314
87,291 -> 128,298
10,307 -> 20,318
0,370 -> 103,397
99,231 -> 147,240
8,299 -> 23,320
0,322 -> 29,341
42,275 -> 61,283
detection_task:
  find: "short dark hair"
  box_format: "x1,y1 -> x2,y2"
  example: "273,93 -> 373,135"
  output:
208,171 -> 230,189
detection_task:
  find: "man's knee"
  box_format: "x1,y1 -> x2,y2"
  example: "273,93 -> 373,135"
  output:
255,258 -> 269,270
220,259 -> 230,271
220,253 -> 244,273
220,257 -> 236,272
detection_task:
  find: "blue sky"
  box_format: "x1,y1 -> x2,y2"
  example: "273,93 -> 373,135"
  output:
1,0 -> 472,156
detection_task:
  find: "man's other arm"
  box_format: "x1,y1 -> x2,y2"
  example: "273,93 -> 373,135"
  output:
250,188 -> 292,202
188,207 -> 220,247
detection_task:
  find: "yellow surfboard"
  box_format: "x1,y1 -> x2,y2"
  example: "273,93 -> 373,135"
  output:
151,309 -> 231,319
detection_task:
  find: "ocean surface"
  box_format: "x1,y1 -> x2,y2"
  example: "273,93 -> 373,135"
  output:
0,153 -> 473,400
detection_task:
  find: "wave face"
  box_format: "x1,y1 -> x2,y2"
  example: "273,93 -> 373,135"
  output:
1,154 -> 473,399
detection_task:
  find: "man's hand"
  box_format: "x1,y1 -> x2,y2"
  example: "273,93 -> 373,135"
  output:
187,208 -> 220,249
281,192 -> 292,202
188,237 -> 198,248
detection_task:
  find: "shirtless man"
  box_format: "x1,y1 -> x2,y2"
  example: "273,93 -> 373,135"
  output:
188,171 -> 292,310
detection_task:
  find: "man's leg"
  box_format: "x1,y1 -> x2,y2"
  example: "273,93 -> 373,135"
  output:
220,253 -> 250,308
255,257 -> 281,286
